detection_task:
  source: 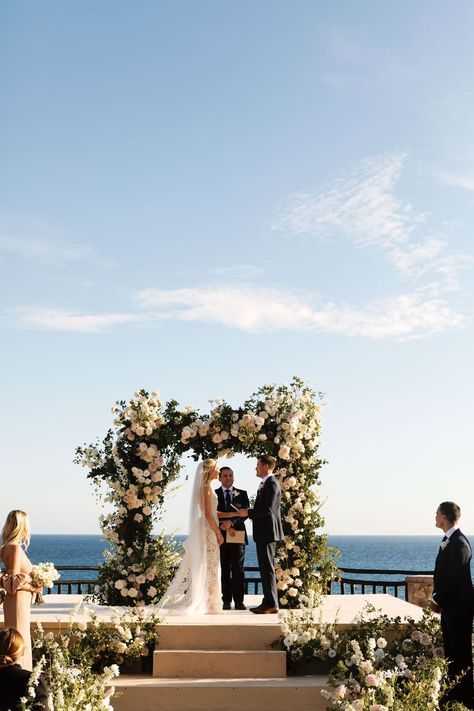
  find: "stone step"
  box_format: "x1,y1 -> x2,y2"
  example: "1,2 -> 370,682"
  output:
156,623 -> 281,650
153,650 -> 286,678
110,675 -> 330,711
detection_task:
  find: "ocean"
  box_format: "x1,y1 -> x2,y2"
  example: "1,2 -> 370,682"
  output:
25,534 -> 443,572
22,534 -> 457,596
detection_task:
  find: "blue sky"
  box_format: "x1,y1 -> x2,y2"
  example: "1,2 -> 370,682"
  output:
1,1 -> 473,535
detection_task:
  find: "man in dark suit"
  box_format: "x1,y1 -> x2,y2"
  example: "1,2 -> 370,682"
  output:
215,466 -> 249,611
240,455 -> 283,614
432,501 -> 474,709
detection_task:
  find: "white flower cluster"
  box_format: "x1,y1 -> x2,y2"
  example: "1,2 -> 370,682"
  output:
113,391 -> 164,440
113,562 -> 159,600
280,601 -> 340,662
30,562 -> 60,589
27,623 -> 120,711
321,610 -> 446,711
100,444 -> 165,540
79,446 -> 102,469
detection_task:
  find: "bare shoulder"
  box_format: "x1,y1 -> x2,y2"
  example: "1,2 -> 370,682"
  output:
0,543 -> 20,564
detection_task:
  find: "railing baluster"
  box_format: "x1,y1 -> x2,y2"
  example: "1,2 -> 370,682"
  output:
30,564 -> 437,601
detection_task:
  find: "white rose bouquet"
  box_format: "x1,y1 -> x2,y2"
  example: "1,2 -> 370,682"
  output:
30,562 -> 60,604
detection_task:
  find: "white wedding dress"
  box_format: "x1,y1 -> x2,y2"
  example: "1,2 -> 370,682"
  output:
159,463 -> 221,615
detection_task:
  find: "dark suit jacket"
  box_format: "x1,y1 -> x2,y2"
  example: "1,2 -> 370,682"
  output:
433,529 -> 474,616
0,664 -> 49,711
215,487 -> 250,545
248,476 -> 284,544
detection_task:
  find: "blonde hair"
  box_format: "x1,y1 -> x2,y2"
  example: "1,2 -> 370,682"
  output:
202,459 -> 218,484
1,510 -> 30,549
0,628 -> 25,665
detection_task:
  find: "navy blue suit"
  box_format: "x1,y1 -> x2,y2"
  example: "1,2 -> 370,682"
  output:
216,486 -> 249,605
248,476 -> 283,608
433,528 -> 474,709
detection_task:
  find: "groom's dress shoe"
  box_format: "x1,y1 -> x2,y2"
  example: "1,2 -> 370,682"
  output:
249,604 -> 264,613
251,606 -> 278,614
235,603 -> 246,610
222,603 -> 231,610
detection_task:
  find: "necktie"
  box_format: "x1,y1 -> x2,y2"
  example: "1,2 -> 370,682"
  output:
225,489 -> 232,511
441,535 -> 447,542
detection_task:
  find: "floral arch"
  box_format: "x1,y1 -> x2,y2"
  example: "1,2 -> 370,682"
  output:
75,376 -> 336,609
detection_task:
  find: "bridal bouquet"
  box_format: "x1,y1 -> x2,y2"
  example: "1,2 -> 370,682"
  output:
30,562 -> 60,604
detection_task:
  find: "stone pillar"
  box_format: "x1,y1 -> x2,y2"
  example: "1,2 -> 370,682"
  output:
405,575 -> 434,608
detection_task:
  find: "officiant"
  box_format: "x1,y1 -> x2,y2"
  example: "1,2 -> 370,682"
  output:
216,467 -> 249,610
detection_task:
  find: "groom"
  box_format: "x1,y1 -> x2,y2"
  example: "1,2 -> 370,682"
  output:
241,455 -> 283,614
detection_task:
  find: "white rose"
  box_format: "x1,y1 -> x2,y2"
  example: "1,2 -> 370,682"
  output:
148,586 -> 157,597
114,579 -> 126,590
287,587 -> 298,597
365,674 -> 379,687
278,444 -> 291,460
120,588 -> 129,597
333,684 -> 347,700
128,588 -> 138,598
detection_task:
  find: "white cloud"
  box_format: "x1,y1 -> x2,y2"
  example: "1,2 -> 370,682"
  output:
15,283 -> 465,339
436,172 -> 474,192
271,152 -> 415,249
137,285 -> 464,340
271,152 -> 472,291
388,237 -> 447,277
18,308 -> 140,333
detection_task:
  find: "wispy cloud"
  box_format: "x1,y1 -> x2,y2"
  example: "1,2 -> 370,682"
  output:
0,218 -> 111,268
14,283 -> 466,339
271,152 -> 417,249
436,172 -> 474,192
137,285 -> 464,340
18,308 -> 140,333
270,152 -> 472,290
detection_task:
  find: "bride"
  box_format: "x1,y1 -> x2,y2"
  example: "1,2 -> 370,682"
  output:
159,458 -> 225,614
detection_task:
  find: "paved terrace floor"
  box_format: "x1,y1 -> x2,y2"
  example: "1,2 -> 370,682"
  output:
0,593 -> 425,628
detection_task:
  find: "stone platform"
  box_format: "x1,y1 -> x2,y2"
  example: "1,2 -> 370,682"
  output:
1,593 -> 425,711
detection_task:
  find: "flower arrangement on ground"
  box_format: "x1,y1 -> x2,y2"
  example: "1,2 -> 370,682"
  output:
75,376 -> 338,608
323,607 -> 446,711
22,629 -> 118,711
277,601 -> 461,709
279,590 -> 341,670
33,604 -> 160,672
